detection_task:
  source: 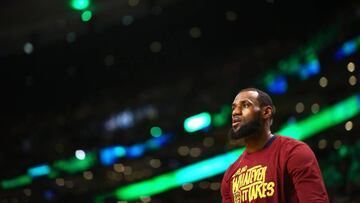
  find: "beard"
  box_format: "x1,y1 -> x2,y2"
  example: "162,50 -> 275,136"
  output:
228,112 -> 262,140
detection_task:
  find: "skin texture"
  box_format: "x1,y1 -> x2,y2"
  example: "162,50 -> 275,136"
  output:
230,90 -> 274,153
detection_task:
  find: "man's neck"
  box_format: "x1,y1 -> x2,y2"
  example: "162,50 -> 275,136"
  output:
244,130 -> 272,153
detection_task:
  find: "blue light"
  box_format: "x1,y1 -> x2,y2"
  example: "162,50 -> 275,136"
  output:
335,50 -> 345,61
183,112 -> 211,133
307,60 -> 320,74
299,60 -> 320,80
104,118 -> 117,131
335,40 -> 357,61
287,116 -> 297,125
43,189 -> 54,201
342,40 -> 357,56
267,75 -> 287,94
28,164 -> 50,178
145,134 -> 172,150
114,146 -> 126,157
126,144 -> 145,158
116,110 -> 135,129
100,146 -> 126,165
104,106 -> 159,132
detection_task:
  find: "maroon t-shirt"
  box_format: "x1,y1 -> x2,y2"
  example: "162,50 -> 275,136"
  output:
221,135 -> 329,203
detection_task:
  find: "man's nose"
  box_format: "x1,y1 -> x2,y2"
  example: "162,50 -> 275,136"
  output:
232,107 -> 242,116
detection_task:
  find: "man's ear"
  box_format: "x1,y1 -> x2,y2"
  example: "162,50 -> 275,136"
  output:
262,106 -> 272,119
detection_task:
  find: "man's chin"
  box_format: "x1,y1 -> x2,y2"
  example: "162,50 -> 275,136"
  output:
228,128 -> 253,140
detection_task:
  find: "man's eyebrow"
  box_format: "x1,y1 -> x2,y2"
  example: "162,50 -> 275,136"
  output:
232,99 -> 254,106
242,99 -> 253,103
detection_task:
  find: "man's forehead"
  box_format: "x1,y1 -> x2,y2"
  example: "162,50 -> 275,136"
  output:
233,91 -> 259,103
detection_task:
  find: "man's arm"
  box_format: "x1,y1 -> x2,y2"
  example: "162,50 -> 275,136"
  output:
221,171 -> 232,203
287,143 -> 329,203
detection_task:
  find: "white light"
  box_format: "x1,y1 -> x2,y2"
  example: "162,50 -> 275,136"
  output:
225,11 -> 237,21
23,188 -> 32,197
318,139 -> 327,149
334,140 -> 342,150
149,159 -> 161,168
150,41 -> 162,53
116,110 -> 135,129
23,42 -> 34,54
128,0 -> 140,7
190,147 -> 201,157
104,55 -> 115,66
190,27 -> 202,38
55,178 -> 65,186
345,121 -> 353,131
347,62 -> 355,72
140,196 -> 151,203
114,163 -> 125,173
182,183 -> 193,191
188,117 -> 206,129
349,75 -> 357,86
203,137 -> 214,147
83,171 -> 93,180
178,146 -> 190,156
122,15 -> 134,26
311,103 -> 320,114
66,32 -> 76,43
210,182 -> 221,190
151,6 -> 162,16
295,102 -> 304,113
319,77 -> 328,87
75,150 -> 86,160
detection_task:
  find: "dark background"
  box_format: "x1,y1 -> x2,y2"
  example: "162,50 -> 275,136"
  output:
1,0 -> 360,202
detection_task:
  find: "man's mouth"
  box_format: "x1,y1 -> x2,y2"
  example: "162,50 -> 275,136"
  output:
232,120 -> 242,128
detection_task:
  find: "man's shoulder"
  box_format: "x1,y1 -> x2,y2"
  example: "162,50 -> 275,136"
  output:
277,135 -> 312,153
276,135 -> 305,143
275,135 -> 309,149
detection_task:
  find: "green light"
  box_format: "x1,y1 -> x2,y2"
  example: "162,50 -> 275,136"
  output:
278,60 -> 289,72
95,193 -> 113,203
322,166 -> 342,188
99,93 -> 360,202
115,148 -> 244,201
213,106 -> 231,127
174,148 -> 244,184
278,94 -> 360,140
264,72 -> 276,87
1,175 -> 32,189
116,172 -> 177,200
348,161 -> 360,183
81,10 -> 92,22
305,52 -> 317,61
150,126 -> 162,137
356,35 -> 360,45
48,170 -> 60,179
115,146 -> 126,157
260,24 -> 338,90
184,112 -> 211,133
70,0 -> 90,10
339,145 -> 349,158
53,152 -> 96,174
287,55 -> 301,74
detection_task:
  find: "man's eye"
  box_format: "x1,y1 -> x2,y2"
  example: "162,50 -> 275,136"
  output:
242,103 -> 249,108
